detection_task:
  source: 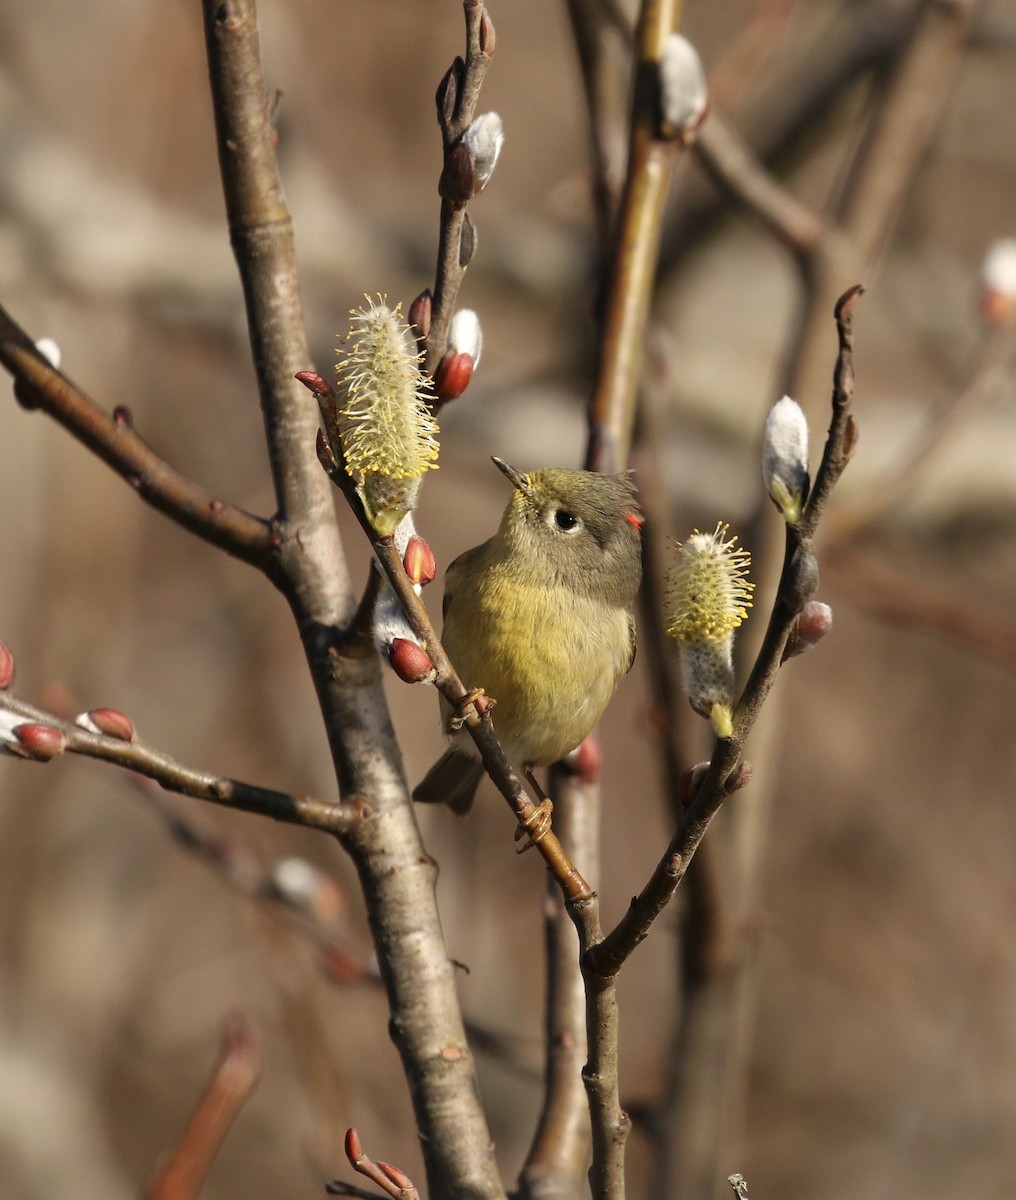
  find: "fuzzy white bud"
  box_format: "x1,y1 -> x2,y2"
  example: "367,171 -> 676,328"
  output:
335,297 -> 439,535
980,239 -> 1016,327
34,338 -> 62,369
665,523 -> 754,739
763,395 -> 810,524
659,35 -> 708,140
462,112 -> 504,189
447,308 -> 483,369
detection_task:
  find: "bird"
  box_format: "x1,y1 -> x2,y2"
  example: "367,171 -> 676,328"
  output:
412,457 -> 643,813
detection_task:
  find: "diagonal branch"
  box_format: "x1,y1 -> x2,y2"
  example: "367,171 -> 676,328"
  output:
585,0 -> 688,476
202,5 -> 506,1196
585,285 -> 862,980
0,689 -> 365,835
0,304 -> 275,571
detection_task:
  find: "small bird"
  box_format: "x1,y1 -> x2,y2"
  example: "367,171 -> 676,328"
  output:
412,457 -> 643,813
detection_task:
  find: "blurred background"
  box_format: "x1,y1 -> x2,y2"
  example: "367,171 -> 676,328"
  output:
1,0 -> 1015,1197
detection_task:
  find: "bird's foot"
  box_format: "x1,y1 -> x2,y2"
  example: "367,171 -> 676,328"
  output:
448,687 -> 494,731
515,798 -> 554,854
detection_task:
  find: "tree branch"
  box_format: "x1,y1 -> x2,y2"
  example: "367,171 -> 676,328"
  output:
0,689 -> 365,835
586,285 -> 862,980
0,304 -> 275,570
202,4 -> 506,1195
586,0 -> 687,476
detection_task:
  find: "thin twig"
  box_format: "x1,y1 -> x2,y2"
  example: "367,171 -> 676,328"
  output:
585,285 -> 862,979
517,762 -> 598,1198
693,112 -> 827,259
0,304 -> 275,571
144,1014 -> 262,1200
0,690 -> 366,835
427,0 -> 496,381
586,0 -> 686,476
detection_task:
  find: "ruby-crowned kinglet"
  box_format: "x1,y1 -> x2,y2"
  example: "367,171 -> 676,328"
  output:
412,457 -> 643,812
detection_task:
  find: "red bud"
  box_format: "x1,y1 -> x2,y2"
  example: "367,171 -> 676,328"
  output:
316,429 -> 339,474
13,723 -> 67,761
435,58 -> 463,126
408,290 -> 433,341
438,143 -> 475,205
344,1127 -> 363,1165
0,641 -> 14,689
295,370 -> 336,402
783,600 -> 833,661
404,535 -> 436,586
379,1162 -> 414,1189
434,351 -> 473,401
571,735 -> 601,785
86,708 -> 135,741
389,638 -> 435,684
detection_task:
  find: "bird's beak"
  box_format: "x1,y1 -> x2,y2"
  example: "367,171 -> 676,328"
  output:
492,456 -> 529,494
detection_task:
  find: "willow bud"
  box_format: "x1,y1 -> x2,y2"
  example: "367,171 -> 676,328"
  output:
334,297 -> 440,535
763,395 -> 810,524
659,34 -> 708,141
980,239 -> 1016,328
665,522 -> 754,738
462,112 -> 504,191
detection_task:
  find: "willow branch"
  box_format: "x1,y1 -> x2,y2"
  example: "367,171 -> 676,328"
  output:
517,763 -> 598,1199
586,0 -> 686,476
0,689 -> 365,835
145,1015 -> 262,1200
0,304 -> 275,570
203,5 -> 505,1195
693,112 -> 827,259
586,285 -> 862,980
426,0 -> 496,380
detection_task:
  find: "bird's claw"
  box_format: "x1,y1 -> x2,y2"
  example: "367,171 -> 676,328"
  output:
515,798 -> 554,853
448,687 -> 493,731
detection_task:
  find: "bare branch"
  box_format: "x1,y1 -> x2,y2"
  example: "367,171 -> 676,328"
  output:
0,304 -> 275,570
144,1014 -> 262,1200
426,0 -> 497,383
586,285 -> 862,979
586,0 -> 688,475
0,689 -> 366,835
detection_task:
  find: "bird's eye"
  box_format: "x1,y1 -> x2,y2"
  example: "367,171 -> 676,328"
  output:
553,510 -> 579,532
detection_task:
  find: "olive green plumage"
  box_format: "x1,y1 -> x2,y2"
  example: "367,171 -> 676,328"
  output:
412,458 -> 642,813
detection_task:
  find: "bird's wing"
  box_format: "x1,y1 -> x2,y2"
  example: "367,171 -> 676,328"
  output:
625,614 -> 637,674
441,542 -> 488,622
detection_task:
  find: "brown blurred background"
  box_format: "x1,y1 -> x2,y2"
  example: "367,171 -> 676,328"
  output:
1,1 -> 1015,1197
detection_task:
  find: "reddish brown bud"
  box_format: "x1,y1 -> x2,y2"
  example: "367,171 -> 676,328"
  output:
344,1127 -> 363,1165
389,638 -> 436,684
408,290 -> 433,341
379,1161 -> 414,1189
479,9 -> 496,55
434,351 -> 473,401
14,723 -> 67,761
783,601 -> 833,661
295,370 -> 336,402
13,380 -> 41,410
439,143 -> 475,206
571,735 -> 601,785
436,58 -> 463,126
84,708 -> 135,741
112,405 -> 133,429
404,535 -> 436,586
316,429 -> 339,474
0,641 -> 14,690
